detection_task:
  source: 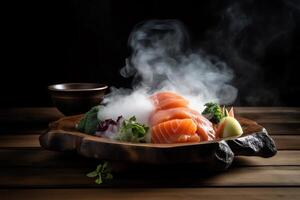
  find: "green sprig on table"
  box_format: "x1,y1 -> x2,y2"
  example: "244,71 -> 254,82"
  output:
86,161 -> 113,184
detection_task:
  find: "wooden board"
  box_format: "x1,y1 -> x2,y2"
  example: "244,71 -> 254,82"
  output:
0,134 -> 297,150
39,115 -> 277,167
1,107 -> 299,135
0,149 -> 298,168
0,107 -> 299,200
0,166 -> 299,188
2,188 -> 300,200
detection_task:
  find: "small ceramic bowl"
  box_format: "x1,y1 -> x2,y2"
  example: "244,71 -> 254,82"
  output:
48,83 -> 108,116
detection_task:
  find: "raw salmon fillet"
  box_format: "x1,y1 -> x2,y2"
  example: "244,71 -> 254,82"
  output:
150,91 -> 184,102
150,91 -> 189,110
149,91 -> 216,143
151,119 -> 200,143
149,107 -> 194,126
149,107 -> 215,141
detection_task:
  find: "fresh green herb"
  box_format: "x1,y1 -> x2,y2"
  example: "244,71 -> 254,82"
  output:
77,106 -> 102,134
202,102 -> 224,123
114,116 -> 149,143
86,161 -> 113,184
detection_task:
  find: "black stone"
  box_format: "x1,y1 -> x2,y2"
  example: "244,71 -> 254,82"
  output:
226,129 -> 277,158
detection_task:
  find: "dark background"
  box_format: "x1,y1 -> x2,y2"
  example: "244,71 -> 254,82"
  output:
2,0 -> 300,107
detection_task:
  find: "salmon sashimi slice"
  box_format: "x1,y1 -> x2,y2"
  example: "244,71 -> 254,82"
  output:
155,98 -> 189,110
187,109 -> 215,141
151,119 -> 199,143
150,92 -> 189,110
149,107 -> 215,141
177,134 -> 201,143
194,115 -> 216,141
149,107 -> 197,126
150,91 -> 184,102
149,91 -> 215,143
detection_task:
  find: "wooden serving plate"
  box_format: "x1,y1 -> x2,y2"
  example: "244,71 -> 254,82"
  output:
39,115 -> 277,170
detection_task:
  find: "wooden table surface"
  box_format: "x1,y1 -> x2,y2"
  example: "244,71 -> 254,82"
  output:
0,107 -> 299,200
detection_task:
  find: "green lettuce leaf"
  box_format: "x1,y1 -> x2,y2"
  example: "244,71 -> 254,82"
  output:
202,102 -> 224,123
77,105 -> 101,134
113,116 -> 149,143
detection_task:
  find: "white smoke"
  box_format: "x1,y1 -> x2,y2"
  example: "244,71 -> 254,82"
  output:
98,20 -> 238,125
99,88 -> 154,125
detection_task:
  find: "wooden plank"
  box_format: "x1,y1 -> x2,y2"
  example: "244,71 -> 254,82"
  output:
0,108 -> 63,123
235,107 -> 300,113
261,123 -> 300,135
2,188 -> 300,200
1,124 -> 298,136
0,150 -> 298,168
0,135 -> 40,148
235,112 -> 300,124
272,135 -> 300,150
0,149 -> 98,168
234,109 -> 300,136
0,128 -> 47,135
247,118 -> 300,124
0,166 -> 299,188
0,107 -> 299,136
0,134 -> 299,150
231,151 -> 300,166
0,123 -> 298,136
0,108 -> 62,133
238,116 -> 300,124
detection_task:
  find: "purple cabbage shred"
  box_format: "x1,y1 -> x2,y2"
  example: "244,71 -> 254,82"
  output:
95,116 -> 123,138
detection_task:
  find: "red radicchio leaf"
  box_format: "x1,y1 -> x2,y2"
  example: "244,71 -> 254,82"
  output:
95,116 -> 123,138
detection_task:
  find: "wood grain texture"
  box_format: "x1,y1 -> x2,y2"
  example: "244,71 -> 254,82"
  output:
0,149 -> 298,168
0,107 -> 63,123
39,115 -> 277,166
271,135 -> 300,150
2,188 -> 300,200
0,107 -> 62,135
261,123 -> 300,135
1,134 -> 296,150
1,123 -> 299,135
0,166 -> 299,188
0,107 -> 299,200
1,107 -> 299,135
0,135 -> 40,148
